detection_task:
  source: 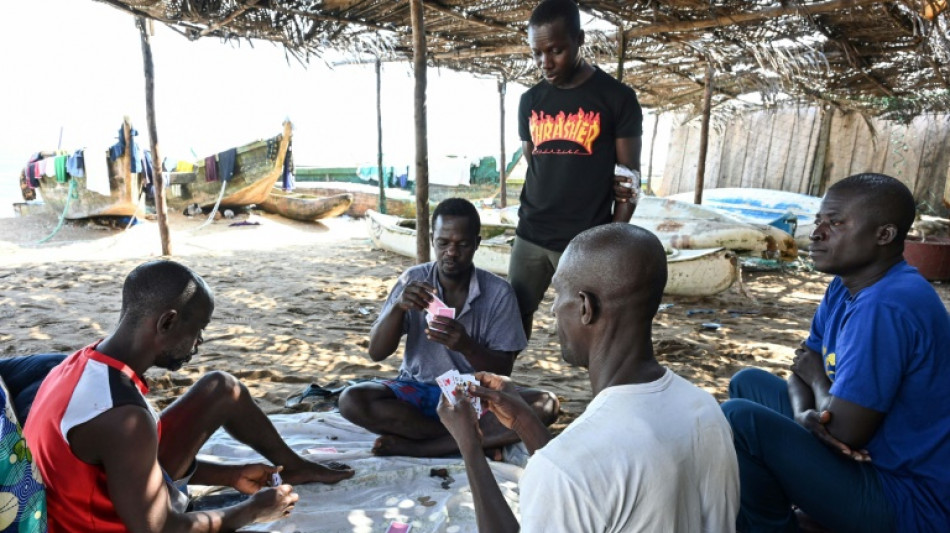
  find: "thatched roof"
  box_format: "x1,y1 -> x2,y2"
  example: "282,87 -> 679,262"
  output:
98,0 -> 950,119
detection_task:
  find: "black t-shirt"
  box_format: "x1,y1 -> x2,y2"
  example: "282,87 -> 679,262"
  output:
517,67 -> 643,252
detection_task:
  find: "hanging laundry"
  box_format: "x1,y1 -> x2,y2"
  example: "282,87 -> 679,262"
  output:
204,155 -> 218,182
109,124 -> 144,173
67,150 -> 85,178
176,160 -> 195,172
43,158 -> 56,178
84,147 -> 112,196
32,162 -> 43,181
217,148 -> 237,182
54,155 -> 68,183
282,143 -> 295,191
143,151 -> 154,185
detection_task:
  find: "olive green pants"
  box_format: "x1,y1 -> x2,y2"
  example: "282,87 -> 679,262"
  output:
507,236 -> 562,339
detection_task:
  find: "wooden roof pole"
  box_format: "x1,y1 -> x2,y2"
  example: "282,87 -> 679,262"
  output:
694,63 -> 714,206
136,16 -> 172,256
410,0 -> 430,263
376,58 -> 387,214
498,79 -> 507,208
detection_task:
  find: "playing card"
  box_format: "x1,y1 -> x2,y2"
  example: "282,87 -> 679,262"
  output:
436,369 -> 461,404
270,471 -> 282,487
426,293 -> 449,316
386,521 -> 412,533
426,304 -> 456,327
456,374 -> 485,416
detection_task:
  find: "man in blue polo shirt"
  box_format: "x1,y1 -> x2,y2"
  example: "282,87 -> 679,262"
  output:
339,198 -> 559,457
723,173 -> 950,532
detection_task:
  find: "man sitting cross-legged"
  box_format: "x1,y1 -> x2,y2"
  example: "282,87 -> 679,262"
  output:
24,260 -> 354,533
339,198 -> 559,457
438,223 -> 740,532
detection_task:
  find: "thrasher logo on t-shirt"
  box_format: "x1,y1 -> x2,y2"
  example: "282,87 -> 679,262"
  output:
529,108 -> 601,155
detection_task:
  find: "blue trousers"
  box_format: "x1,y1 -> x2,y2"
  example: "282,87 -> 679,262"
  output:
0,353 -> 67,424
721,368 -> 896,533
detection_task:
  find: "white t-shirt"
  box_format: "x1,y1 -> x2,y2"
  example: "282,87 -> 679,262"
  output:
519,369 -> 739,532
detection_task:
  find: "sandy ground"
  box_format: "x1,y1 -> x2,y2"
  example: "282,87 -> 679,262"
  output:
2,208 -> 948,432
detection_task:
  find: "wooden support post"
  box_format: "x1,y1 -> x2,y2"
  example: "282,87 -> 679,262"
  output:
498,79 -> 507,208
136,16 -> 171,256
376,58 -> 387,214
122,117 -> 134,206
410,0 -> 430,263
616,24 -> 627,81
646,112 -> 660,194
694,63 -> 714,205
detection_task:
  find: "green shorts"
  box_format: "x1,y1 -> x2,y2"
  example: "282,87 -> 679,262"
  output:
507,236 -> 562,319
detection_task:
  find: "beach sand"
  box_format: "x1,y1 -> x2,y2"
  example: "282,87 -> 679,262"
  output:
2,209 -> 949,432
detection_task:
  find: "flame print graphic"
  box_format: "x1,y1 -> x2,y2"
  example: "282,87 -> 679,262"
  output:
529,108 -> 602,154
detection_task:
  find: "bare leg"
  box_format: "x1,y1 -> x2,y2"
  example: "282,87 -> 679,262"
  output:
158,371 -> 354,485
338,382 -> 447,439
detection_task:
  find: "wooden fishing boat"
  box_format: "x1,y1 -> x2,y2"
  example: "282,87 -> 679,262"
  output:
26,151 -> 141,220
486,197 -> 797,260
667,188 -> 822,249
165,122 -> 293,210
259,190 -> 353,222
366,209 -> 737,297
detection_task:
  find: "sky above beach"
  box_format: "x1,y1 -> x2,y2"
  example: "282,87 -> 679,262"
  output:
0,0 -> 671,216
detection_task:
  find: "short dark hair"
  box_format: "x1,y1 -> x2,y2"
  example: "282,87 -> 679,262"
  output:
120,260 -> 212,324
431,197 -> 481,238
828,173 -> 916,241
529,0 -> 582,38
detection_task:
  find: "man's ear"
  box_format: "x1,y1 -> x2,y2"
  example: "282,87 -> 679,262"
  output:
157,310 -> 178,334
474,235 -> 482,250
877,223 -> 898,245
578,290 -> 598,325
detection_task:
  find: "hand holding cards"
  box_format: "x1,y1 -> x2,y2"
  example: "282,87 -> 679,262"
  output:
425,293 -> 456,328
437,369 -> 485,417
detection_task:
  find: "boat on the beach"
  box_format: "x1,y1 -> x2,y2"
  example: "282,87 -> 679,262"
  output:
24,151 -> 141,220
666,188 -> 821,249
366,209 -> 737,297
489,197 -> 797,260
165,122 -> 293,210
259,190 -> 353,222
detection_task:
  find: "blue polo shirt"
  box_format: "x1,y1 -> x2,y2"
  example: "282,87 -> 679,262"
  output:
805,261 -> 950,532
376,262 -> 527,383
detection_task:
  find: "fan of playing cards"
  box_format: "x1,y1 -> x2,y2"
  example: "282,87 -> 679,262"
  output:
437,369 -> 486,417
425,293 -> 455,326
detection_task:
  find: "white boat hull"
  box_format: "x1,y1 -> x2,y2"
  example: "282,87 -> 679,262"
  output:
484,197 -> 796,259
366,210 -> 737,297
667,189 -> 822,250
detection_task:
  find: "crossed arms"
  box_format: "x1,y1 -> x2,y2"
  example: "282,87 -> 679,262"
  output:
788,344 -> 885,461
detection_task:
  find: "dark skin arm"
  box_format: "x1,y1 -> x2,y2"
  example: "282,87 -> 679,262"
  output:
790,345 -> 881,460
437,395 -> 520,533
426,316 -> 518,375
472,372 -> 552,454
368,280 -> 434,361
612,136 -> 642,222
69,406 -> 297,533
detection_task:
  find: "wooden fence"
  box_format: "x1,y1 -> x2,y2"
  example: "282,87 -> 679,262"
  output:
660,107 -> 950,214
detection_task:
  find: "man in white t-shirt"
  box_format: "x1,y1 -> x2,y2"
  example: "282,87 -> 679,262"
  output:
438,223 -> 739,532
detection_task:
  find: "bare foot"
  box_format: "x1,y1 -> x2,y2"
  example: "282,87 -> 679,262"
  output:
281,458 -> 354,485
372,435 -> 462,457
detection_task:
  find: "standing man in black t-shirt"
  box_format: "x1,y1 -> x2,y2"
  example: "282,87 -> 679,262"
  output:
511,0 -> 644,339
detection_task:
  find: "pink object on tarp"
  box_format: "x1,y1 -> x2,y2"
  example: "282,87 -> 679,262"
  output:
904,236 -> 950,281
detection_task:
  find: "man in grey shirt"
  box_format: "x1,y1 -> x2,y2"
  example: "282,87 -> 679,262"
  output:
339,198 -> 559,457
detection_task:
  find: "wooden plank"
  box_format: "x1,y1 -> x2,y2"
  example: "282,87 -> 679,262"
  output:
764,112 -> 795,190
739,112 -> 771,189
910,116 -> 948,208
704,125 -> 725,190
782,107 -> 820,193
823,110 -> 861,190
659,115 -> 691,196
846,115 -> 877,175
881,117 -> 923,194
722,114 -> 752,189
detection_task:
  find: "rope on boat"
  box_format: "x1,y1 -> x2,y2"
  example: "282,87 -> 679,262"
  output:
33,178 -> 76,245
195,180 -> 228,230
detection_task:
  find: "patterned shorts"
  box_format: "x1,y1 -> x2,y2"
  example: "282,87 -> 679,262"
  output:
379,379 -> 442,419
